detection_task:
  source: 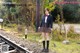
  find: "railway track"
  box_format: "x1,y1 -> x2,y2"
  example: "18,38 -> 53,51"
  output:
0,33 -> 33,53
0,30 -> 54,53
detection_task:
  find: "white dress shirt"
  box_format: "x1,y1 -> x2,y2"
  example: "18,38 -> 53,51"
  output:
45,16 -> 48,23
45,14 -> 49,23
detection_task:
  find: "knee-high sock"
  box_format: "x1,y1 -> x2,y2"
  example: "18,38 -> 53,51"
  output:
47,41 -> 49,50
42,41 -> 45,49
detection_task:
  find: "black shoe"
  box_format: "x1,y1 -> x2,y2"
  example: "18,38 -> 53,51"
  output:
42,49 -> 46,52
44,41 -> 49,52
45,49 -> 49,52
42,41 -> 45,52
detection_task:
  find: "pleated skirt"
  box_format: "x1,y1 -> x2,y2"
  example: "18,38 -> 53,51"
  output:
38,27 -> 51,33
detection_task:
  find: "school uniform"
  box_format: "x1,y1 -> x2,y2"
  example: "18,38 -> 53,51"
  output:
39,14 -> 53,52
39,14 -> 53,33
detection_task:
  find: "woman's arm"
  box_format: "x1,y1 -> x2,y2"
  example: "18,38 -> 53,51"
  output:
49,16 -> 53,28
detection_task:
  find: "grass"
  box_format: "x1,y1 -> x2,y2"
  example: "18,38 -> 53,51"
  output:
50,41 -> 80,53
1,25 -> 80,53
20,33 -> 80,53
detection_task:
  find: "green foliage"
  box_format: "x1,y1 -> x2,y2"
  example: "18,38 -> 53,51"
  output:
55,14 -> 64,24
51,29 -> 64,41
63,4 -> 80,23
4,0 -> 12,2
12,0 -> 20,3
44,0 -> 56,12
51,14 -> 64,41
67,26 -> 80,39
10,7 -> 16,13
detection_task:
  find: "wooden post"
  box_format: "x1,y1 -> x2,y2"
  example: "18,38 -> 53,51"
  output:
0,18 -> 3,29
25,28 -> 28,39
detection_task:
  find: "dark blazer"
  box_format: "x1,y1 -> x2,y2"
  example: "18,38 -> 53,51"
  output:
40,15 -> 53,28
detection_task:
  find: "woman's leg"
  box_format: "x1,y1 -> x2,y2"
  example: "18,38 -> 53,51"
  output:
45,32 -> 50,52
41,32 -> 46,52
46,32 -> 50,41
42,32 -> 46,41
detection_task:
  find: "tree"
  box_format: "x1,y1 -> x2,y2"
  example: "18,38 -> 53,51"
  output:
63,4 -> 80,23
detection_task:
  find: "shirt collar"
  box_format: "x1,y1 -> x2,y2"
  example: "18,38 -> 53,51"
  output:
45,14 -> 49,16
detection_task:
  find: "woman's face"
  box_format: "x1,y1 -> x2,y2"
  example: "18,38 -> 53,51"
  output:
45,10 -> 49,15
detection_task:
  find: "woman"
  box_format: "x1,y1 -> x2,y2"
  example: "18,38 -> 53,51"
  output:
39,8 -> 53,52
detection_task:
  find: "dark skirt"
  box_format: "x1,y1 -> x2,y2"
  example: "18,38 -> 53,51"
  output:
38,27 -> 51,33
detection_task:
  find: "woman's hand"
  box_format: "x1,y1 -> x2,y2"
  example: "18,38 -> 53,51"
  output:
50,28 -> 53,31
38,27 -> 41,32
38,27 -> 40,29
